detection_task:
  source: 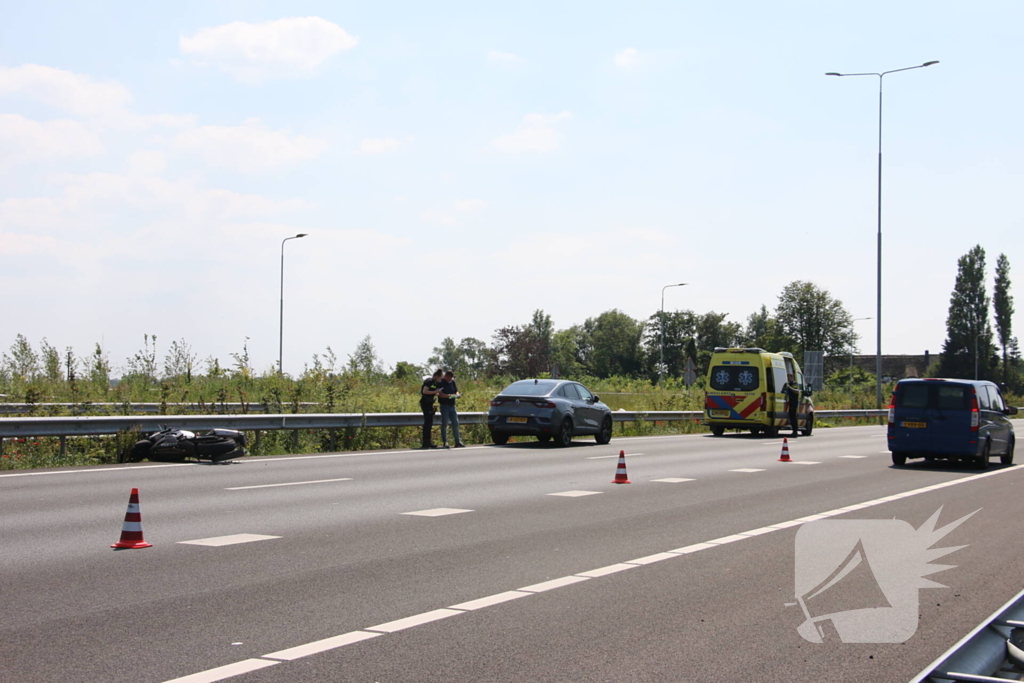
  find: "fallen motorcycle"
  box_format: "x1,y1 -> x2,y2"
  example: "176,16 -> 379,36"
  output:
127,426 -> 247,463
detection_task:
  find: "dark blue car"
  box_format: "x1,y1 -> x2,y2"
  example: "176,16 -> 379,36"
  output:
487,379 -> 613,447
887,378 -> 1017,468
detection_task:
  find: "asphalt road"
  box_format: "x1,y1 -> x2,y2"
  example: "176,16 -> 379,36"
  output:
1,425 -> 1021,683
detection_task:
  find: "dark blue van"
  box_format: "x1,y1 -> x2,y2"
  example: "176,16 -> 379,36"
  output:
887,378 -> 1017,468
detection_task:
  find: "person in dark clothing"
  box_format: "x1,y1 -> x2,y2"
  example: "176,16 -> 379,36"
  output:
420,369 -> 444,449
782,374 -> 801,438
438,370 -> 465,448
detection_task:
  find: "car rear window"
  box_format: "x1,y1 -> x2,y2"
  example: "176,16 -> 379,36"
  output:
709,365 -> 760,392
896,384 -> 929,409
501,380 -> 557,396
896,383 -> 971,410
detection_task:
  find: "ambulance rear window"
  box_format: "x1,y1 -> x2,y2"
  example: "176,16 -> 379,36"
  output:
710,366 -> 760,391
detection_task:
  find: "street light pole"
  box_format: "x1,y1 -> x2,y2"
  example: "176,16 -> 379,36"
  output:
659,283 -> 688,387
279,233 -> 308,375
826,61 -> 938,408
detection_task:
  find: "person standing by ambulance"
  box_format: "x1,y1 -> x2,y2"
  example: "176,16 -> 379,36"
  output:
782,374 -> 801,438
420,369 -> 444,449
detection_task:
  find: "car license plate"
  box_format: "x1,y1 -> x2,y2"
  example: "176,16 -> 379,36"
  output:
902,421 -> 927,429
507,417 -> 528,423
709,410 -> 731,418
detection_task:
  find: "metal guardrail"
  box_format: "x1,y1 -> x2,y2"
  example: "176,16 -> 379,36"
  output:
0,409 -> 888,443
0,402 -> 317,415
909,587 -> 1024,683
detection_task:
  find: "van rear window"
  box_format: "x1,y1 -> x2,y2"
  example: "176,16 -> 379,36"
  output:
896,383 -> 971,411
710,366 -> 760,391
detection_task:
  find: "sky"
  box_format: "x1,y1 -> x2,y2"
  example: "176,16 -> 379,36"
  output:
1,1 -> 1021,376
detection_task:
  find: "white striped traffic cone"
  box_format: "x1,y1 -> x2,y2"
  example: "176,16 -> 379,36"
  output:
612,450 -> 631,484
778,438 -> 792,463
111,488 -> 152,549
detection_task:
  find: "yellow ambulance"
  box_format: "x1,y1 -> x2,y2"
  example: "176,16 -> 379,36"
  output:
703,347 -> 814,437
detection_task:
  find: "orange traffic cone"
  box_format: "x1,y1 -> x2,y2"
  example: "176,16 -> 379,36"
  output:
778,437 -> 792,463
612,450 -> 631,484
111,488 -> 152,549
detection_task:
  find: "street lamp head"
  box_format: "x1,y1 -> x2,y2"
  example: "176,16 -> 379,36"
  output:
922,61 -> 939,67
825,72 -> 841,76
296,233 -> 308,238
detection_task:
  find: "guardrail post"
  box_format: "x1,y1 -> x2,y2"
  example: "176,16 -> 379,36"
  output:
0,437 -> 4,456
329,429 -> 337,452
292,429 -> 299,452
254,430 -> 261,453
60,435 -> 67,458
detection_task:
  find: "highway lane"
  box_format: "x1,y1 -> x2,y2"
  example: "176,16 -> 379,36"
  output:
1,425 -> 1021,682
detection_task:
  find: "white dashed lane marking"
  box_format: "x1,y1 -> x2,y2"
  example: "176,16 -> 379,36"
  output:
178,534 -> 281,547
651,478 -> 695,483
586,453 -> 644,459
788,461 -> 822,465
840,455 -> 868,459
729,468 -> 766,473
226,478 -> 353,490
401,508 -> 473,517
547,490 -> 602,497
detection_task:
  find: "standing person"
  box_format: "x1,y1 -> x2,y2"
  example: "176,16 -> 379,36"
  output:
438,370 -> 465,448
782,374 -> 801,438
420,369 -> 444,449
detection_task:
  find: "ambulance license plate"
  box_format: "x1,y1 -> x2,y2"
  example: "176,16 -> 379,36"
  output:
709,410 -> 731,418
508,417 -> 528,423
902,421 -> 926,429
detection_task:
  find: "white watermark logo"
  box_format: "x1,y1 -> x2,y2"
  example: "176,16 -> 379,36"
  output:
791,507 -> 977,643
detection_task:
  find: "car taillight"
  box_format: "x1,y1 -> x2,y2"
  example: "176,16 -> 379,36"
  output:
970,392 -> 980,432
490,399 -> 504,407
532,401 -> 556,408
887,392 -> 896,425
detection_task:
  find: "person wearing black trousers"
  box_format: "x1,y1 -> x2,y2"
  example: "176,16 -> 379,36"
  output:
420,369 -> 444,449
782,374 -> 801,438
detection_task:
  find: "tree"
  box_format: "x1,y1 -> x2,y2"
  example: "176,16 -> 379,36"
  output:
164,339 -> 198,382
580,310 -> 645,378
427,337 -> 460,371
775,282 -> 856,358
88,343 -> 111,389
939,246 -> 997,380
994,253 -> 1014,384
3,334 -> 40,381
124,334 -> 159,383
456,337 -> 488,379
551,326 -> 586,378
643,310 -> 697,380
490,325 -> 549,378
741,305 -> 793,352
694,312 -> 742,371
40,338 -> 61,382
346,335 -> 384,377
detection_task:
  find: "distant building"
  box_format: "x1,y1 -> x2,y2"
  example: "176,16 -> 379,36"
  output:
831,353 -> 940,382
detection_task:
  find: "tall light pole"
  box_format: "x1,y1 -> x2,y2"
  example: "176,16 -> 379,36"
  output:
826,60 -> 939,408
659,283 -> 688,387
279,233 -> 308,375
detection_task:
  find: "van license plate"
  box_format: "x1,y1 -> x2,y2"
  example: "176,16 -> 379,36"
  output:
902,421 -> 926,429
709,410 -> 731,418
507,417 -> 528,423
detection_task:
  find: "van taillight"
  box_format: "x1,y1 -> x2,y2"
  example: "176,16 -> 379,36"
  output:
760,393 -> 766,412
887,392 -> 896,425
970,393 -> 980,432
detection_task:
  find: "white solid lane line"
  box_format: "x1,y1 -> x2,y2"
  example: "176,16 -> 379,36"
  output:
449,591 -> 532,611
263,631 -> 381,661
366,609 -> 464,633
226,478 -> 353,490
162,658 -> 279,683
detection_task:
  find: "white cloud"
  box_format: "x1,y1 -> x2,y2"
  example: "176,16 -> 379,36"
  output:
454,199 -> 486,213
358,138 -> 402,155
0,64 -> 132,118
0,113 -> 103,168
0,64 -> 195,130
492,112 -> 572,153
0,171 -> 312,235
614,47 -> 642,68
179,17 -> 358,83
421,199 -> 487,226
126,150 -> 166,176
487,50 -> 523,64
172,118 -> 328,172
